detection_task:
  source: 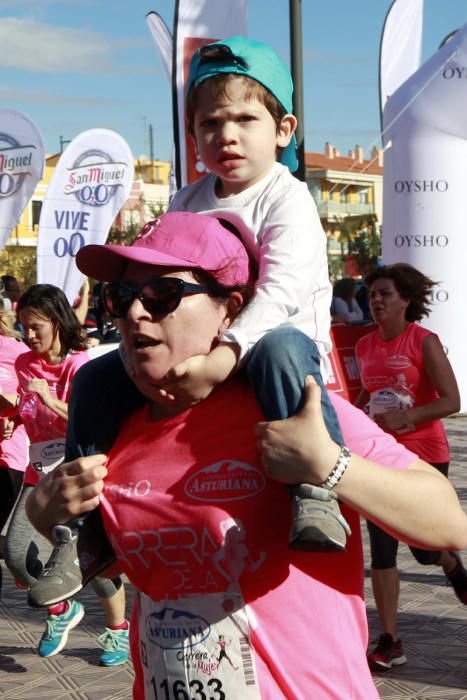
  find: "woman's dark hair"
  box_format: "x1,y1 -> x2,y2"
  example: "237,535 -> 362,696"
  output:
364,263 -> 437,322
333,277 -> 356,311
17,284 -> 87,353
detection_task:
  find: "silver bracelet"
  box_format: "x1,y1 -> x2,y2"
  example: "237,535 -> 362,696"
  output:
320,446 -> 352,489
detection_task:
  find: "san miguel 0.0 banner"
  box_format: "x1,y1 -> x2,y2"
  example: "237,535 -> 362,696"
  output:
382,22 -> 467,409
0,109 -> 44,250
36,129 -> 134,304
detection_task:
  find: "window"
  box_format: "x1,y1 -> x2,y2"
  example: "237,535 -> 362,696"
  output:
32,200 -> 42,227
358,189 -> 369,204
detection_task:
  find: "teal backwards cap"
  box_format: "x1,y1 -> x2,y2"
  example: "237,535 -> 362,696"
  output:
187,35 -> 298,173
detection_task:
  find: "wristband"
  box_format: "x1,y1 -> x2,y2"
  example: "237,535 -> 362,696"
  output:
320,445 -> 351,489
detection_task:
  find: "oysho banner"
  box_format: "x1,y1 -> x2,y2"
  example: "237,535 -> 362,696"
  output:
0,109 -> 44,250
382,22 -> 467,409
36,129 -> 134,304
173,0 -> 247,188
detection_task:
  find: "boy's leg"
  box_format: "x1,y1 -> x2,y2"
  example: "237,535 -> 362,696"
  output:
246,326 -> 350,551
28,349 -> 146,608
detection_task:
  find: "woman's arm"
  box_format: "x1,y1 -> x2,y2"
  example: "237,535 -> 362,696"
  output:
73,278 -> 90,326
25,453 -> 108,541
376,334 -> 460,432
255,376 -> 467,551
26,378 -> 68,421
407,333 -> 460,422
0,393 -> 19,416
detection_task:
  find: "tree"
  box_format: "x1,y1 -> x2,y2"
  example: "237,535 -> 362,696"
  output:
351,216 -> 381,275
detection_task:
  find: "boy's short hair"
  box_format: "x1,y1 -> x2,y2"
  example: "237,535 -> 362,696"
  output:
186,73 -> 286,133
186,36 -> 298,172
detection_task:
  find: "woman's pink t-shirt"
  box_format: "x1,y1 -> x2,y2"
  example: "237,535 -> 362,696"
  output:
15,350 -> 89,485
101,378 -> 415,700
0,336 -> 29,472
356,323 -> 450,462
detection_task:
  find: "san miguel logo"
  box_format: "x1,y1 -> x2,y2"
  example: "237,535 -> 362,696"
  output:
64,149 -> 128,207
185,460 -> 266,502
0,133 -> 36,199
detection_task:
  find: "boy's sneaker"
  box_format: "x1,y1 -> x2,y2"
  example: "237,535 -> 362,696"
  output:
98,625 -> 130,666
367,633 -> 407,670
445,551 -> 467,604
38,600 -> 84,658
28,525 -> 83,608
28,508 -> 117,608
288,484 -> 351,551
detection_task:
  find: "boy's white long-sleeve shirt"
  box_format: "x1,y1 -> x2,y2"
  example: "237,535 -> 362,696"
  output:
169,162 -> 332,370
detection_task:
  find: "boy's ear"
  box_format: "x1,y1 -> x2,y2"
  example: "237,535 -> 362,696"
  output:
276,114 -> 297,147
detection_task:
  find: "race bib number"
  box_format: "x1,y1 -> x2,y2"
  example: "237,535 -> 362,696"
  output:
29,439 -> 65,478
367,389 -> 415,434
137,591 -> 261,700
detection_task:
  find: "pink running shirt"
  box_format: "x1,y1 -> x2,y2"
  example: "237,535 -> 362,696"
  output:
356,323 -> 450,462
101,378 -> 415,700
15,350 -> 89,485
0,336 -> 29,472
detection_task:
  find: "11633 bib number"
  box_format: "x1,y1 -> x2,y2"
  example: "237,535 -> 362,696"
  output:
150,677 -> 225,700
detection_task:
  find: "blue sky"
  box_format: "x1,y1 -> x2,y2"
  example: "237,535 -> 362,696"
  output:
1,0 -> 466,161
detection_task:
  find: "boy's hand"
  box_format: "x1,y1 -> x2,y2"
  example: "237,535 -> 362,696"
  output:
157,354 -> 223,409
156,343 -> 240,410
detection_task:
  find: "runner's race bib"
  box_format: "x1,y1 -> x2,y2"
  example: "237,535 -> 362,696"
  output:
137,591 -> 261,700
367,388 -> 415,434
29,439 -> 65,478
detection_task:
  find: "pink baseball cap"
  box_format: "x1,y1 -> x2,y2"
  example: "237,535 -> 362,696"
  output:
76,211 -> 252,285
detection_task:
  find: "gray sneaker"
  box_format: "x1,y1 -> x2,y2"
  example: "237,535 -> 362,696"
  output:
28,525 -> 83,608
288,483 -> 351,552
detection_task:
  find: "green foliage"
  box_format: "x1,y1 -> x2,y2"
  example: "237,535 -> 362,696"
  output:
107,199 -> 166,245
0,246 -> 36,289
335,215 -> 381,277
351,217 -> 381,275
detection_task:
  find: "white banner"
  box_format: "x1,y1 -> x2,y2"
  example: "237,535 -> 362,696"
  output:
379,0 -> 423,138
382,22 -> 467,409
0,109 -> 44,250
173,0 -> 248,187
146,11 -> 173,81
37,129 -> 134,304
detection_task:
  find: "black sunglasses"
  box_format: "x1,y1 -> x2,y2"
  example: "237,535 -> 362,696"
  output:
102,277 -> 210,319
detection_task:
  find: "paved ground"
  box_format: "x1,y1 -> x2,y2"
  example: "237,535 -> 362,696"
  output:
0,415 -> 466,699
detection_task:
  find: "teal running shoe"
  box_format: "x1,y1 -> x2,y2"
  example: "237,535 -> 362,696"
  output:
38,600 -> 84,657
98,625 -> 130,666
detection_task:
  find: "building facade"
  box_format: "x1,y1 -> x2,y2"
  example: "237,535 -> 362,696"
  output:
306,142 -> 383,276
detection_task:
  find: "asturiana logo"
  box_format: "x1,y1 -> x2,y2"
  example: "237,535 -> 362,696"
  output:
0,133 -> 36,199
146,607 -> 210,650
40,442 -> 65,460
371,390 -> 400,408
64,149 -> 128,206
384,354 -> 411,370
185,460 -> 266,502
